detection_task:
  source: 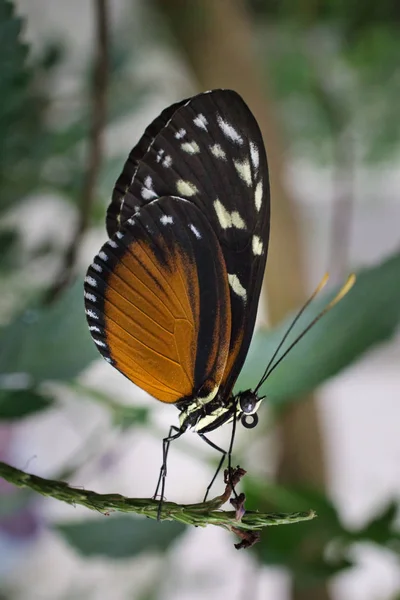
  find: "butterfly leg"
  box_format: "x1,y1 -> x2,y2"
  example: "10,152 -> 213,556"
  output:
199,405 -> 240,502
154,425 -> 184,520
198,433 -> 227,502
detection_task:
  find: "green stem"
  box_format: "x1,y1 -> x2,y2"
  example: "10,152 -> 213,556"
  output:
0,461 -> 316,532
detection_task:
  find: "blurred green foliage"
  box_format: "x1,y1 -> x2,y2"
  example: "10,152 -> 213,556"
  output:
238,251 -> 400,405
250,2 -> 400,163
0,0 -> 48,216
70,381 -> 151,429
0,281 -> 96,382
56,516 -> 186,558
249,0 -> 400,28
0,0 -> 399,594
0,388 -> 54,419
245,478 -> 400,584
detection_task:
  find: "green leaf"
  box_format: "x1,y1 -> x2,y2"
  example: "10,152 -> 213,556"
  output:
342,501 -> 400,547
0,388 -> 54,419
245,479 -> 353,580
112,405 -> 150,430
0,280 -> 97,383
294,557 -> 354,582
253,512 -> 351,580
356,501 -> 398,545
69,382 -> 151,429
0,0 -> 52,214
260,21 -> 400,164
237,252 -> 400,406
56,515 -> 186,558
246,480 -> 399,579
245,479 -> 341,529
0,227 -> 19,271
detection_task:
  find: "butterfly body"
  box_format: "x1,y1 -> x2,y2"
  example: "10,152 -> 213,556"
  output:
85,88 -> 270,458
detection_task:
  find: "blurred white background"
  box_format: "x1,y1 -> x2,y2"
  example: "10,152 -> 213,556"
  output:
1,1 -> 399,599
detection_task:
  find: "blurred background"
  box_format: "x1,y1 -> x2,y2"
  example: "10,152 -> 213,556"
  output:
0,0 -> 399,599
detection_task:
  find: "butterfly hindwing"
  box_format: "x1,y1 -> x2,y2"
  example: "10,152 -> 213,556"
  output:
108,89 -> 270,398
85,196 -> 231,404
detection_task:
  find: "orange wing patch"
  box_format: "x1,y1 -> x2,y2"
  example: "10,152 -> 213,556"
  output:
84,196 -> 232,405
104,237 -> 199,402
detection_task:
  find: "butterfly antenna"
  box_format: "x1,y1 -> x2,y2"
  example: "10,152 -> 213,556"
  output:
254,273 -> 356,394
253,273 -> 330,393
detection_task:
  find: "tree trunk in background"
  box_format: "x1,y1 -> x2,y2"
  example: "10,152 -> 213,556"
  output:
153,1 -> 331,598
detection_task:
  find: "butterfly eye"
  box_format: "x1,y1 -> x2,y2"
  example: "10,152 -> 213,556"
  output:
241,413 -> 259,429
238,390 -> 258,414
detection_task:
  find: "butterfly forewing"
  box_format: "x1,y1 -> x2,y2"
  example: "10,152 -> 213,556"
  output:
85,196 -> 231,403
107,97 -> 188,238
107,89 -> 270,399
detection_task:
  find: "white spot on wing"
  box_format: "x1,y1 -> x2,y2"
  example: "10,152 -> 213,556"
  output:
214,200 -> 230,229
176,180 -> 198,197
162,155 -> 172,168
231,213 -> 245,228
84,292 -> 97,302
89,325 -> 101,333
210,143 -> 226,160
233,158 -> 252,187
107,240 -> 118,248
252,235 -> 263,256
217,116 -> 243,145
116,231 -> 124,239
86,308 -> 98,319
94,338 -> 107,348
181,141 -> 200,155
228,273 -> 247,301
175,128 -> 186,139
254,180 -> 263,211
156,149 -> 164,163
160,215 -> 174,225
193,113 -> 208,131
189,223 -> 201,239
91,262 -> 102,273
213,199 -> 246,230
141,175 -> 158,200
85,275 -> 97,287
250,141 -> 259,170
98,251 -> 108,261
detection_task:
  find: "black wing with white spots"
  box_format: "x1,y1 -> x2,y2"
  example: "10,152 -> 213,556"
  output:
107,97 -> 188,237
106,89 -> 270,400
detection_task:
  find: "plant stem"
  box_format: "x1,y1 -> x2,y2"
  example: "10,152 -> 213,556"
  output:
0,460 -> 315,532
45,0 -> 109,303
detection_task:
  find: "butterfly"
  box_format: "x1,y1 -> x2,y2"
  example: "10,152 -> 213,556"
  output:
84,89 -> 270,504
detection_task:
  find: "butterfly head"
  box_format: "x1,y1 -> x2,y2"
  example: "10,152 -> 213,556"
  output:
236,389 -> 264,429
179,388 -> 264,434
